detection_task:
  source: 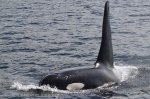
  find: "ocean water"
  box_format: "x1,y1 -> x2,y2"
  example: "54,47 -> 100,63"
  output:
0,0 -> 150,98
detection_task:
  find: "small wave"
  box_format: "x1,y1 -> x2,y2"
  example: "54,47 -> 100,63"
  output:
10,82 -> 88,94
11,82 -> 68,93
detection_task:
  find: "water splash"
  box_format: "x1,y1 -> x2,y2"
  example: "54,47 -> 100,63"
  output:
11,82 -> 71,93
11,82 -> 88,94
113,64 -> 139,82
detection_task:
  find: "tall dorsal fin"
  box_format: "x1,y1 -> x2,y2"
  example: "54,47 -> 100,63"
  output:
96,1 -> 113,67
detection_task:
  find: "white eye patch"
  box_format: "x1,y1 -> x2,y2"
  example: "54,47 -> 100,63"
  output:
66,83 -> 84,90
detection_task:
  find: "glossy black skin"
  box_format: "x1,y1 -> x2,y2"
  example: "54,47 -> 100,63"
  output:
39,1 -> 120,90
39,66 -> 119,90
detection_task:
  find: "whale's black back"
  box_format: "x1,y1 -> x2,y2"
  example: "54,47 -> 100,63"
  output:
39,1 -> 120,90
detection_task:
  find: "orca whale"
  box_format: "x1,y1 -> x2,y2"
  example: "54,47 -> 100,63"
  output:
39,1 -> 120,90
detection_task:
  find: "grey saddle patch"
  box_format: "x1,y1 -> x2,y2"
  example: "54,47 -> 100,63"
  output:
66,83 -> 85,90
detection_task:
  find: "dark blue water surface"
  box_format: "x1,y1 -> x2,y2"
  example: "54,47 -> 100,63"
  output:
0,0 -> 150,98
